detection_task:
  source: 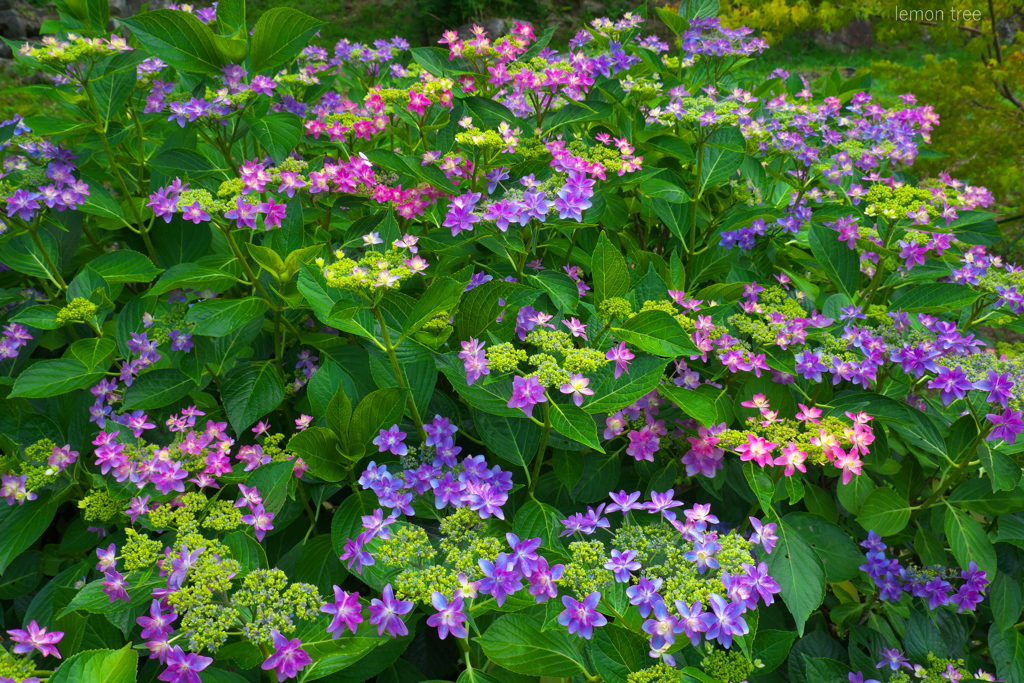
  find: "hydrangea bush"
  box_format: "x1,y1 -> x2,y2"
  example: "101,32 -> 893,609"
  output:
0,1 -> 1022,682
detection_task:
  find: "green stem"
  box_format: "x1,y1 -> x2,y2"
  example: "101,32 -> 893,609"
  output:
372,307 -> 425,436
528,402 -> 551,498
25,222 -> 67,290
82,80 -> 158,265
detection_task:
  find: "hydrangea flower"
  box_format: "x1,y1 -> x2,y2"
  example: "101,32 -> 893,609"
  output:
6,620 -> 64,658
369,584 -> 413,637
158,646 -> 213,683
426,592 -> 468,639
322,587 -> 363,638
557,591 -> 607,639
372,425 -> 408,456
261,630 -> 312,680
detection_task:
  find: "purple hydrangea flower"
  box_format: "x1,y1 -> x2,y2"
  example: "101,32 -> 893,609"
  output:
443,192 -> 482,236
426,592 -> 468,639
369,584 -> 414,637
928,365 -> 974,405
604,549 -> 641,582
528,556 -> 564,603
641,600 -> 680,650
704,594 -> 748,648
102,569 -> 130,602
626,576 -> 664,617
986,407 -> 1024,444
478,553 -> 523,606
557,591 -> 607,639
240,503 -> 275,542
508,375 -> 547,418
876,647 -> 912,671
372,424 -> 408,456
605,342 -> 634,379
6,620 -> 64,658
261,630 -> 312,680
137,600 -> 177,641
158,645 -> 212,683
322,587 -> 363,638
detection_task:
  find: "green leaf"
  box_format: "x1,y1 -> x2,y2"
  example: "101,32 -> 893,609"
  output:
77,179 -> 126,221
543,100 -> 613,131
57,0 -> 110,33
785,512 -> 864,583
659,384 -> 718,426
11,304 -> 62,330
639,178 -> 690,203
148,264 -> 236,297
583,355 -> 669,415
752,629 -> 797,674
435,352 -> 523,418
0,498 -> 57,573
49,645 -> 138,683
765,518 -> 825,636
90,68 -> 135,123
475,410 -> 541,468
949,478 -> 1024,517
989,624 -> 1024,683
888,283 -> 981,313
996,513 -> 1024,549
743,461 -> 774,514
808,222 -> 859,298
185,297 -> 269,337
463,95 -> 517,127
221,362 -> 285,434
88,250 -> 162,283
121,9 -> 226,75
945,506 -> 997,577
10,359 -> 104,398
591,232 -> 630,304
990,572 -> 1023,631
289,426 -> 346,481
980,444 -> 1022,492
149,147 -> 224,179
454,280 -> 540,342
0,550 -> 41,599
512,500 -> 564,550
63,339 -> 113,374
216,0 -> 246,37
243,112 -> 303,165
612,310 -> 698,357
802,656 -> 848,683
855,487 -> 912,537
549,400 -> 604,452
250,7 -> 325,73
60,568 -> 164,616
0,230 -> 59,280
349,388 -> 408,458
409,46 -> 475,77
700,126 -> 745,191
529,270 -> 579,313
655,6 -> 688,33
477,614 -> 589,677
223,530 -> 268,575
554,449 -> 620,503
123,369 -> 198,410
592,625 -> 649,683
401,276 -> 464,336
